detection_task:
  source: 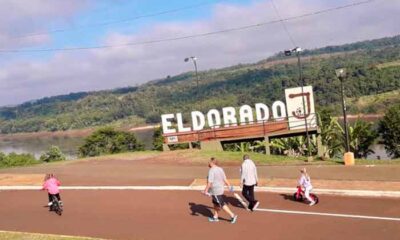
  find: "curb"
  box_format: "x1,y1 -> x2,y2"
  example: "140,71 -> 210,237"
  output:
1,185 -> 399,198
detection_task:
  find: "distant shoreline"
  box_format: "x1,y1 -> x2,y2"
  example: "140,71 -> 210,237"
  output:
0,124 -> 158,141
0,114 -> 382,141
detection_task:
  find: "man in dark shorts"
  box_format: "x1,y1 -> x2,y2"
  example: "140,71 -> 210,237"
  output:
203,157 -> 238,223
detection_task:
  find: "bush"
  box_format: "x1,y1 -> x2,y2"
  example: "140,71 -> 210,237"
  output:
348,120 -> 378,158
78,127 -> 144,157
40,146 -> 66,162
0,152 -> 37,168
152,127 -> 163,151
379,104 -> 400,158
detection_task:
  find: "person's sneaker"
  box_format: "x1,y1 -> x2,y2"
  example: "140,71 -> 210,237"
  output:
230,215 -> 238,224
47,202 -> 52,206
309,201 -> 316,206
208,217 -> 219,222
252,201 -> 260,211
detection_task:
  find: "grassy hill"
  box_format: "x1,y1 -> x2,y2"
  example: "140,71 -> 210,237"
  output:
1,35 -> 400,134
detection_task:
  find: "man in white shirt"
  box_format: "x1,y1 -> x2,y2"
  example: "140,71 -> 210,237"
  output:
240,154 -> 259,211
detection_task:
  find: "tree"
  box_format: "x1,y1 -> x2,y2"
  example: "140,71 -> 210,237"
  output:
78,127 -> 144,157
40,146 -> 66,162
379,104 -> 400,158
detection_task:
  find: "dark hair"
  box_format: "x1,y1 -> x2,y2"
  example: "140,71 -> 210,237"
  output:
243,154 -> 249,160
209,157 -> 218,166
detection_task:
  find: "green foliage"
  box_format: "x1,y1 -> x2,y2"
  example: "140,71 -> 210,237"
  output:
347,120 -> 378,158
39,146 -> 66,162
152,127 -> 163,151
270,136 -> 315,157
1,35 -> 400,133
78,127 -> 144,157
379,104 -> 400,158
0,152 -> 37,168
317,110 -> 343,158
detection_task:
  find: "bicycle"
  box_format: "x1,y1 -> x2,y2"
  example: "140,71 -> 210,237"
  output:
49,195 -> 63,216
293,185 -> 319,204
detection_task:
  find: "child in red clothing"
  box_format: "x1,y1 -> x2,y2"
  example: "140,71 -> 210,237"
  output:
42,173 -> 62,206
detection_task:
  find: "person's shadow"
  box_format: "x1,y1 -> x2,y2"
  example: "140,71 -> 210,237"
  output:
188,202 -> 233,222
188,202 -> 213,217
280,193 -> 309,205
224,196 -> 246,209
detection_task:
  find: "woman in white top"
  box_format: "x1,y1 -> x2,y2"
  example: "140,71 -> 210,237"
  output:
299,168 -> 315,206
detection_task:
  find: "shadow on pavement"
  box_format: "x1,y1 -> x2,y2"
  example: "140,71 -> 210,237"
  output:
224,195 -> 246,209
188,202 -> 235,222
188,202 -> 213,217
280,193 -> 309,205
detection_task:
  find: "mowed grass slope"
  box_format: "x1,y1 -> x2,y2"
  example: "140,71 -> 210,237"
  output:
349,89 -> 400,114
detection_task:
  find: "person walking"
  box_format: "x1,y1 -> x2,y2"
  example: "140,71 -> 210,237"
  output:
203,157 -> 238,223
240,154 -> 259,211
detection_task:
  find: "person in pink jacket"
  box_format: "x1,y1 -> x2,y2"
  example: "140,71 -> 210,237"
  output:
42,173 -> 62,206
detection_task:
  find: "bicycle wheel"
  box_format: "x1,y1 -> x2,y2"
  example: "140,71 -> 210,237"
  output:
293,192 -> 303,201
311,194 -> 319,204
51,196 -> 62,216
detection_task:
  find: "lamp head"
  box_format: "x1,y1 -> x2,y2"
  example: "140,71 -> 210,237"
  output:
284,50 -> 292,56
335,68 -> 346,78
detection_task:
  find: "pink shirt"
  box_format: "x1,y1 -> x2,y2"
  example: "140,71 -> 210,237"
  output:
42,178 -> 61,194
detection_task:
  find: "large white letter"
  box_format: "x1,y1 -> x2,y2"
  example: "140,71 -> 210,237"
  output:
176,113 -> 191,132
239,105 -> 253,125
272,101 -> 287,120
222,107 -> 237,127
207,109 -> 221,128
191,111 -> 205,131
255,103 -> 269,123
161,114 -> 176,134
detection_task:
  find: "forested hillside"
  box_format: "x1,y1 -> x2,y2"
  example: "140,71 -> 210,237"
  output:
1,35 -> 400,134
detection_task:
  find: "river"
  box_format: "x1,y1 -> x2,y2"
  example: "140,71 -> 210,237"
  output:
0,129 -> 155,160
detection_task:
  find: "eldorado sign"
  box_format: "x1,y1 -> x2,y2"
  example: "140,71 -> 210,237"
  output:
161,86 -> 316,134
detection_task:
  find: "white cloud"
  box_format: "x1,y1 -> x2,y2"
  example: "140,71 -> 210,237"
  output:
0,0 -> 399,106
0,0 -> 88,49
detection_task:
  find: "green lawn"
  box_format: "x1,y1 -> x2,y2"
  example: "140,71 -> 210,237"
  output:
2,149 -> 400,169
183,150 -> 400,166
0,231 -> 103,240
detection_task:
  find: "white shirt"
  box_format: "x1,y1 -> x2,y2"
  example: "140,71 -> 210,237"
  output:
299,174 -> 312,189
240,159 -> 258,186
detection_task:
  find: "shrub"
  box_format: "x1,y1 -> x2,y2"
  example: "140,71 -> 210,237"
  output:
379,104 -> 400,158
40,146 -> 66,162
78,127 -> 144,157
0,152 -> 37,168
152,127 -> 163,151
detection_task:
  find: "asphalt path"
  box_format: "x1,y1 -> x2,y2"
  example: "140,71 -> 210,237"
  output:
0,190 -> 399,240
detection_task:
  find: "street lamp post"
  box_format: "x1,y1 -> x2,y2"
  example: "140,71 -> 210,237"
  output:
184,56 -> 199,97
335,68 -> 350,151
335,68 -> 354,165
284,47 -> 312,160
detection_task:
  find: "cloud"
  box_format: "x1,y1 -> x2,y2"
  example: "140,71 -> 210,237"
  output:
0,0 -> 399,106
0,0 -> 89,49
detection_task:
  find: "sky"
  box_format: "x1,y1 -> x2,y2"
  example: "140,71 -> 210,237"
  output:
0,0 -> 399,106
